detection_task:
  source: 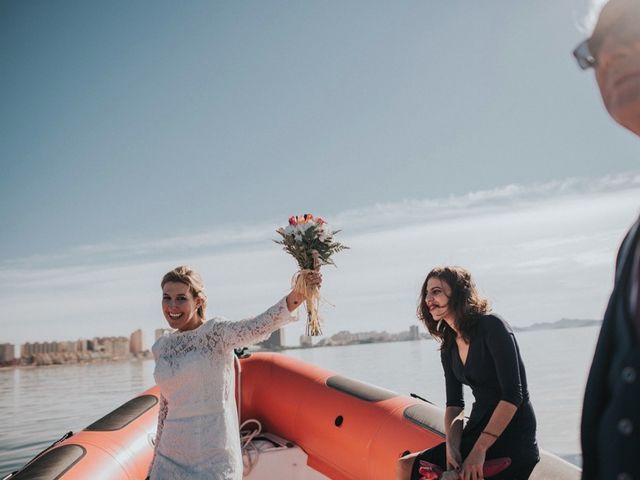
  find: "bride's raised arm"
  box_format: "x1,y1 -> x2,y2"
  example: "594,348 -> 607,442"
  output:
215,271 -> 321,351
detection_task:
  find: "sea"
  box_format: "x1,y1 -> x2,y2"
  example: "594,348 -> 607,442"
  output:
0,325 -> 599,476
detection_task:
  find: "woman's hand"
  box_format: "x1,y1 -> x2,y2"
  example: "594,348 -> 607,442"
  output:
286,271 -> 322,311
460,446 -> 486,480
446,442 -> 462,471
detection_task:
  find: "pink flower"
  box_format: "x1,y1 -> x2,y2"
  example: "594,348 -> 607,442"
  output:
316,217 -> 326,225
288,216 -> 298,226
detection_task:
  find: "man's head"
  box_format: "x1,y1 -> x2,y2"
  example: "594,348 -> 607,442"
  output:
574,0 -> 640,135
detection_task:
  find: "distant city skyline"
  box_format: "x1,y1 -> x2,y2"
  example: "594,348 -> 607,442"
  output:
0,314 -> 605,365
2,321 -> 424,359
0,314 -> 603,370
1,328 -> 148,366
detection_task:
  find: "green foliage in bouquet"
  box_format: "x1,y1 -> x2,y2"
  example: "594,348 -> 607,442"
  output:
274,215 -> 349,270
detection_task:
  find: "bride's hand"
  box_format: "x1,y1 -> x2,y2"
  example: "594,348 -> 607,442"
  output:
286,271 -> 322,311
305,271 -> 322,288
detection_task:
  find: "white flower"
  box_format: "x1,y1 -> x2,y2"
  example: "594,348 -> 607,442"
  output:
320,230 -> 333,242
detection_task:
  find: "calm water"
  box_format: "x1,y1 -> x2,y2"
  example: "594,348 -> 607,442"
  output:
0,326 -> 599,476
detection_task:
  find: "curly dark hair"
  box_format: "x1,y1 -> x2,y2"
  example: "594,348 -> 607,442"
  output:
417,266 -> 490,349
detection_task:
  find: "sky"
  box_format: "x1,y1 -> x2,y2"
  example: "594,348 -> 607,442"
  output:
1,0 -> 639,348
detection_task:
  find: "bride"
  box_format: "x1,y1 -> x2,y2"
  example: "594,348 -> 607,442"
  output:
148,265 -> 321,480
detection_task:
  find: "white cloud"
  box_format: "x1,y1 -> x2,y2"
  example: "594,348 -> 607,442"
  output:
1,173 -> 638,347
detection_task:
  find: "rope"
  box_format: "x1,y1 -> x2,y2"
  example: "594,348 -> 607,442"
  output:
240,419 -> 263,476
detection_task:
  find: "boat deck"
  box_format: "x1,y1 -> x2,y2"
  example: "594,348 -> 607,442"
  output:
242,430 -> 581,480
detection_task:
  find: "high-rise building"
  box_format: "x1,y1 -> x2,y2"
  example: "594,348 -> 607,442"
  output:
76,339 -> 88,352
409,325 -> 420,340
23,342 -> 37,356
113,337 -> 129,358
93,336 -> 129,358
130,329 -> 143,354
98,338 -> 113,355
0,343 -> 15,363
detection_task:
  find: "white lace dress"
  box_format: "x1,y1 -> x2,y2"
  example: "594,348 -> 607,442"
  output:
148,297 -> 297,480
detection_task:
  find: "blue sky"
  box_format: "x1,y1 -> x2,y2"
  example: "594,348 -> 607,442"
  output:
1,1 -> 638,348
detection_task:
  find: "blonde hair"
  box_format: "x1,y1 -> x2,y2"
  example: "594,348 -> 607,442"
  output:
161,266 -> 208,321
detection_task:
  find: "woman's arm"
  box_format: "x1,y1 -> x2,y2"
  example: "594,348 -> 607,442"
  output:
441,348 -> 465,471
286,289 -> 307,312
218,272 -> 321,350
460,400 -> 518,479
444,406 -> 464,470
218,297 -> 298,350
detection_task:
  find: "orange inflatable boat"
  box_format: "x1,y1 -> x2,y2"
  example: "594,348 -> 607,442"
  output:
4,352 -> 581,479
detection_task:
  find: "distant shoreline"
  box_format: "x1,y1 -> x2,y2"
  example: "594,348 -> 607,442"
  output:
3,319 -> 602,368
0,355 -> 151,370
512,318 -> 602,332
274,318 -> 603,352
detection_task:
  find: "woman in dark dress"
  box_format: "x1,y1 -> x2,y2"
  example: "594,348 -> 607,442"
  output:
397,266 -> 539,480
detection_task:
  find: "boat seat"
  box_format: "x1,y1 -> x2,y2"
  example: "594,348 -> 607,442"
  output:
242,432 -> 329,479
530,450 -> 581,480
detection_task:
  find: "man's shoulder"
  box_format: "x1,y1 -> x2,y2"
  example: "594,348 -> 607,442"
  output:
615,214 -> 640,277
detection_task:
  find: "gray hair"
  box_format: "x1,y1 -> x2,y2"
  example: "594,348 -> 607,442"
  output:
582,0 -> 610,34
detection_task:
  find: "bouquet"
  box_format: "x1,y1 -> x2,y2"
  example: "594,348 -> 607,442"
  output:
274,214 -> 348,336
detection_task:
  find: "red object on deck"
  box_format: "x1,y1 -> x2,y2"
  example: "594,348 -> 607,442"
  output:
418,457 -> 512,479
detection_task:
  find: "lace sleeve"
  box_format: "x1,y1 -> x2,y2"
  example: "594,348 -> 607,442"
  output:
148,394 -> 168,475
216,296 -> 297,351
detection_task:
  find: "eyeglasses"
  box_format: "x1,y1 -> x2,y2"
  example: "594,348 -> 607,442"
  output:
572,6 -> 640,71
573,39 -> 597,70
